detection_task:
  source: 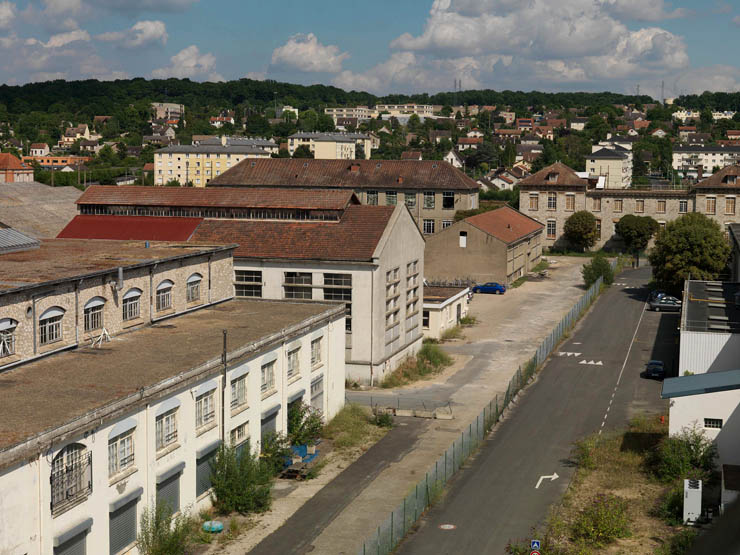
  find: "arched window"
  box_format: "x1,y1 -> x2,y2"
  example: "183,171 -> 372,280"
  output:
83,297 -> 105,332
156,279 -> 174,312
51,443 -> 92,514
122,288 -> 142,321
186,273 -> 202,303
0,318 -> 18,358
39,306 -> 65,346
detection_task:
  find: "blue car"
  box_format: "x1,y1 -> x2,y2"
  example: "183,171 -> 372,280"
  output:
472,282 -> 506,295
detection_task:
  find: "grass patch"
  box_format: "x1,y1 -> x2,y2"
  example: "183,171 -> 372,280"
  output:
506,414 -> 700,555
510,276 -> 527,288
305,458 -> 329,480
459,315 -> 477,326
440,325 -> 463,341
381,343 -> 453,388
322,403 -> 387,452
532,258 -> 551,273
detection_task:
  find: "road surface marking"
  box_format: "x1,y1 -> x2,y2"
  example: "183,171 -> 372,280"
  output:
572,342 -> 582,345
438,524 -> 456,530
535,473 -> 559,489
558,351 -> 581,357
579,360 -> 603,365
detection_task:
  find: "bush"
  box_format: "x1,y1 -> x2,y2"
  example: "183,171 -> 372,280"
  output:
440,325 -> 463,340
373,410 -> 394,428
655,481 -> 684,525
652,425 -> 717,483
459,315 -> 477,326
419,343 -> 452,368
260,431 -> 292,475
571,493 -> 631,545
582,254 -> 614,287
287,401 -> 323,446
136,501 -> 193,555
564,211 -> 598,251
322,403 -> 383,450
654,529 -> 698,555
210,445 -> 273,514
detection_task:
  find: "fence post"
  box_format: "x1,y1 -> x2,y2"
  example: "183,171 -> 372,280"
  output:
425,472 -> 430,507
414,483 -> 418,521
444,449 -> 447,481
391,511 -> 394,549
377,526 -> 380,555
403,497 -> 406,537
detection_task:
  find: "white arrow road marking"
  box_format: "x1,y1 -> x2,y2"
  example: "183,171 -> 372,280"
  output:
558,352 -> 581,357
579,360 -> 604,365
535,473 -> 559,489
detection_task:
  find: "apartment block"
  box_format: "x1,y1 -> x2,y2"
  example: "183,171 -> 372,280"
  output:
287,132 -> 373,159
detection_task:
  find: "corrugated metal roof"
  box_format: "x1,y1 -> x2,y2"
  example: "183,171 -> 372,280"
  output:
0,227 -> 40,254
58,215 -> 204,241
661,369 -> 740,399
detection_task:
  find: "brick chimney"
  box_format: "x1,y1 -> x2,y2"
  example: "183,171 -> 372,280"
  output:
350,163 -> 360,173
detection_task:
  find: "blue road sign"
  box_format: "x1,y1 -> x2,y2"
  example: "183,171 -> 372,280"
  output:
531,540 -> 541,549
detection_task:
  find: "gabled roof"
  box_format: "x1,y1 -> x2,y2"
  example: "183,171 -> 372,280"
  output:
58,216 -> 204,241
661,369 -> 740,399
590,148 -> 627,159
401,151 -> 423,160
0,153 -> 28,170
76,185 -> 359,211
208,159 -> 479,191
190,205 -> 397,261
518,162 -> 589,187
693,165 -> 740,189
463,206 -> 543,244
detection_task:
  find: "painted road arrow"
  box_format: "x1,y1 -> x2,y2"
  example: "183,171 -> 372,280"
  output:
535,473 -> 559,489
557,352 -> 581,357
578,360 -> 603,366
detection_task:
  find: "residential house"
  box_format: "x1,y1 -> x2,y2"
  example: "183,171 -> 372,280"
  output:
192,136 -> 278,154
651,128 -> 668,139
443,149 -> 463,168
586,147 -> 631,189
375,104 -> 434,117
401,151 -> 423,161
430,130 -> 452,144
457,137 -> 482,151
0,153 -> 34,183
424,205 -> 544,285
569,117 -> 588,131
498,111 -> 516,125
422,286 -> 470,340
494,129 -> 522,142
467,129 -> 484,139
210,116 -> 235,128
727,130 -> 740,142
21,155 -> 91,170
673,109 -> 701,123
679,126 -> 697,141
533,126 -> 554,141
673,145 -> 740,178
288,132 -> 373,160
151,102 -> 185,121
324,106 -> 376,123
59,124 -> 91,148
687,133 -> 712,145
93,115 -> 112,125
516,118 -> 533,131
546,119 -> 567,129
521,134 -> 541,146
336,117 -> 358,130
29,142 -> 49,156
80,139 -> 102,154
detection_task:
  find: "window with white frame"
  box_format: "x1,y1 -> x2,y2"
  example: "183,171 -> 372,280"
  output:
0,318 -> 17,358
679,200 -> 688,213
704,418 -> 723,429
529,194 -> 539,211
442,220 -> 453,229
231,374 -> 247,410
83,297 -> 104,332
108,431 -> 135,477
39,306 -> 64,346
422,310 -> 430,329
706,196 -> 716,214
196,391 -> 216,429
235,270 -> 262,298
261,361 -> 276,394
287,348 -> 301,379
155,409 -> 178,451
386,191 -> 397,205
547,192 -> 557,210
367,190 -> 378,205
122,288 -> 142,321
405,192 -> 416,207
284,272 -> 312,299
423,191 -> 435,209
51,443 -> 91,515
546,220 -> 556,239
324,273 -> 352,331
156,280 -> 173,311
186,273 -> 202,302
423,219 -> 435,234
311,337 -> 322,367
230,423 -> 248,446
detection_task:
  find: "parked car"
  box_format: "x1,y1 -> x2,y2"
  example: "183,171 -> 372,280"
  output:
645,360 -> 666,379
648,290 -> 668,302
472,282 -> 507,295
649,295 -> 682,312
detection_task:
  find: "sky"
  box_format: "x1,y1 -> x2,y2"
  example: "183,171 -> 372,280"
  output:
1,0 -> 740,99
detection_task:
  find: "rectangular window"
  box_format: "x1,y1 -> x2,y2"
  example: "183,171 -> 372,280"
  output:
442,191 -> 455,209
196,391 -> 216,429
156,287 -> 172,312
186,281 -> 200,302
636,199 -> 645,213
704,418 -> 723,429
459,231 -> 467,248
592,197 -> 601,211
284,272 -> 312,299
324,273 -> 352,332
707,197 -> 716,214
230,423 -> 248,446
422,310 -> 430,329
424,192 -> 435,209
595,219 -> 601,239
679,200 -> 688,213
235,270 -> 262,298
108,431 -> 135,477
565,194 -> 575,211
84,305 -> 103,332
546,220 -> 556,239
442,220 -> 453,229
155,409 -> 177,451
261,361 -> 276,394
367,190 -> 378,205
655,199 -> 665,214
614,199 -> 623,213
727,197 -> 736,215
423,219 -> 435,234
386,191 -> 397,205
529,194 -> 539,211
122,296 -> 140,321
311,337 -> 322,366
39,315 -> 62,345
230,375 -> 247,410
405,193 -> 416,207
547,192 -> 557,210
287,348 -> 301,379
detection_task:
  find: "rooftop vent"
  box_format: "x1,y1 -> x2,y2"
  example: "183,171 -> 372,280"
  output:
709,324 -> 731,331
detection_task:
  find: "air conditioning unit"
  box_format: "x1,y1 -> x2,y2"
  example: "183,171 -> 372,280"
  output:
684,479 -> 702,524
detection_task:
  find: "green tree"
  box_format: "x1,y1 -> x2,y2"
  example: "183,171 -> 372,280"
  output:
582,254 -> 614,287
210,445 -> 273,514
615,214 -> 659,264
292,144 -> 314,158
648,212 -> 730,290
564,210 -> 598,251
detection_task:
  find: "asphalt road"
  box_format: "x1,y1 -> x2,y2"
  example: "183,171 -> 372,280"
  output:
396,266 -> 672,554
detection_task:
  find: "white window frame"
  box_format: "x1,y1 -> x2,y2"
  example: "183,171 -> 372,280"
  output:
423,219 -> 435,234
311,338 -> 322,367
83,297 -> 105,332
0,318 -> 17,358
155,409 -> 178,451
195,391 -> 216,429
39,307 -> 64,346
230,375 -> 247,410
230,423 -> 248,447
261,361 -> 276,395
186,273 -> 202,302
156,280 -> 174,311
122,288 -> 142,321
704,418 -> 723,429
287,348 -> 301,379
108,431 -> 135,477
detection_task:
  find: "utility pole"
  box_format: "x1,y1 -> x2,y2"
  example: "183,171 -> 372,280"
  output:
661,80 -> 665,105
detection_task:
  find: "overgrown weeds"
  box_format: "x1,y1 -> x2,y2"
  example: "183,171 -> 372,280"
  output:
210,444 -> 273,514
440,325 -> 463,340
381,343 -> 453,388
322,403 -> 387,452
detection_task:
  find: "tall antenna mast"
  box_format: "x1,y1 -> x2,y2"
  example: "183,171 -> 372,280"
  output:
661,80 -> 665,105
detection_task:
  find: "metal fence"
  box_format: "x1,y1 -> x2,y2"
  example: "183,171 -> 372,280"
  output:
356,268 -> 613,555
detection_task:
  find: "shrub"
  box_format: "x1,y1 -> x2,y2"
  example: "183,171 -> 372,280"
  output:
655,482 -> 684,525
564,210 -> 598,251
419,343 -> 452,368
571,493 -> 631,545
260,431 -> 292,475
287,401 -> 323,446
373,410 -> 394,428
652,425 -> 717,483
322,403 -> 381,450
440,325 -> 463,340
459,315 -> 477,326
654,529 -> 698,555
136,501 -> 193,555
210,445 -> 273,514
582,254 -> 614,287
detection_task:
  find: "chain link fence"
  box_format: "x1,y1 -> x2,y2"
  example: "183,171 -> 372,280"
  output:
357,268 -> 612,555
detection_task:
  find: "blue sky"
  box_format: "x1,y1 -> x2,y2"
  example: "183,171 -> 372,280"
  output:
1,0 -> 739,98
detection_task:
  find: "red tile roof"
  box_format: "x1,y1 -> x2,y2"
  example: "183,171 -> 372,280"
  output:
400,151 -> 422,160
207,159 -> 479,191
191,205 -> 396,261
518,162 -> 589,187
58,215 -> 204,241
457,137 -> 483,145
465,206 -> 543,244
0,153 -> 29,170
76,185 -> 359,210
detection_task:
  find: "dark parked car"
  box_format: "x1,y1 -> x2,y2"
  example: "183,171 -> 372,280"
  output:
645,360 -> 666,379
472,282 -> 507,295
648,290 -> 668,302
649,295 -> 682,312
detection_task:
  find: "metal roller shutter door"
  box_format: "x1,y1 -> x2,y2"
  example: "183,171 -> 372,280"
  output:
109,499 -> 137,554
54,532 -> 86,555
196,450 -> 218,497
260,411 -> 278,441
156,473 -> 180,514
311,376 -> 324,411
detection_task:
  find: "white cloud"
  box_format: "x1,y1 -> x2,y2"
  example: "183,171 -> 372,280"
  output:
270,33 -> 349,73
152,44 -> 222,81
42,29 -> 90,48
599,0 -> 688,21
97,20 -> 167,48
0,1 -> 16,29
733,15 -> 740,26
244,71 -> 267,81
